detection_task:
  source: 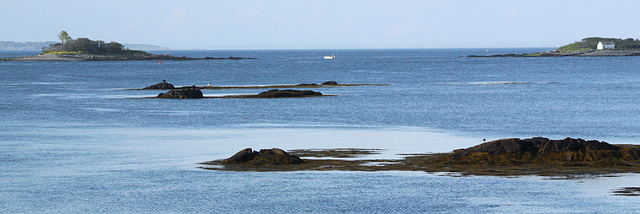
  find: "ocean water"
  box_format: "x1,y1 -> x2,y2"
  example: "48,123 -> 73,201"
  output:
2,49 -> 640,213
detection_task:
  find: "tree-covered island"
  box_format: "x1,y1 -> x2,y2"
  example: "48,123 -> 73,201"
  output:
469,37 -> 640,57
1,31 -> 255,61
41,31 -> 149,56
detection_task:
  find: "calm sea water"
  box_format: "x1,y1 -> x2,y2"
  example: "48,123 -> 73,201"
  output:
2,49 -> 640,213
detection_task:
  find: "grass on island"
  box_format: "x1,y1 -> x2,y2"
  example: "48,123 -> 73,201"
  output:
556,37 -> 640,53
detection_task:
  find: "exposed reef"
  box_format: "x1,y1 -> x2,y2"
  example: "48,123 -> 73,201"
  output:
200,137 -> 640,177
223,148 -> 304,165
255,89 -> 322,98
157,87 -> 203,99
212,89 -> 326,98
0,53 -> 256,61
148,89 -> 326,99
468,50 -> 640,57
127,81 -> 388,90
143,80 -> 175,90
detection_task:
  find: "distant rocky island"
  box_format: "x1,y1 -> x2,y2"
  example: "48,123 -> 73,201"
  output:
469,37 -> 640,57
0,31 -> 254,61
0,41 -> 168,51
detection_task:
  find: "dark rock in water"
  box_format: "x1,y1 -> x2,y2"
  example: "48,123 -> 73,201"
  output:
224,148 -> 259,164
451,137 -> 636,165
297,83 -> 318,86
223,148 -> 303,165
255,89 -> 322,98
321,81 -> 338,85
143,80 -> 175,89
157,87 -> 203,99
456,137 -> 618,156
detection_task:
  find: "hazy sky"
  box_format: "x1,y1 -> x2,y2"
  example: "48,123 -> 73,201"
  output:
2,0 -> 639,50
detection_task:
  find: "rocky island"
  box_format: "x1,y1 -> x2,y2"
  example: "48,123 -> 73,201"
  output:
468,37 -> 640,57
201,137 -> 640,178
0,31 -> 255,61
152,87 -> 325,99
130,80 -> 388,91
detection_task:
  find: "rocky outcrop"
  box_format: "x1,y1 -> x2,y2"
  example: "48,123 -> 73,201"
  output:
157,87 -> 203,99
451,137 -> 640,165
1,53 -> 256,61
321,81 -> 338,85
255,89 -> 322,98
143,80 -> 175,89
468,50 -> 640,57
223,148 -> 304,165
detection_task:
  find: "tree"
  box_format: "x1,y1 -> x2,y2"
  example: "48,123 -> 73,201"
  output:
58,31 -> 72,45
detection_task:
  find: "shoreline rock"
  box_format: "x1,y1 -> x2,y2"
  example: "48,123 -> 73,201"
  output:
450,137 -> 634,165
157,87 -> 203,99
254,89 -> 322,98
143,80 -> 175,90
0,53 -> 256,61
468,50 -> 640,57
201,137 -> 640,177
223,148 -> 304,165
127,81 -> 388,90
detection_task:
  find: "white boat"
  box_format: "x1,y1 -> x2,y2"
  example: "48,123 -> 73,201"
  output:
323,55 -> 336,59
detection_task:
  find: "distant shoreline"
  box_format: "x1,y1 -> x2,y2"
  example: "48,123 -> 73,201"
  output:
468,50 -> 640,57
0,53 -> 256,61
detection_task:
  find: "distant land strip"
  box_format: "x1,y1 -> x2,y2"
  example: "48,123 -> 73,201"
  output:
0,54 -> 256,61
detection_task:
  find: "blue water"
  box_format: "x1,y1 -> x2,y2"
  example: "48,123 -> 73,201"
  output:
2,49 -> 640,213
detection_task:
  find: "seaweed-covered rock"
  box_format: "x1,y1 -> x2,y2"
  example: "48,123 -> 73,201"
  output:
157,87 -> 203,99
321,81 -> 338,85
255,89 -> 322,98
451,137 -> 636,165
143,80 -> 175,89
223,148 -> 303,165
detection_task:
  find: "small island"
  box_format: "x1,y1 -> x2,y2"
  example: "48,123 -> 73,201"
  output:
469,37 -> 640,57
145,87 -> 327,99
201,137 -> 640,178
130,80 -> 388,90
0,31 -> 255,61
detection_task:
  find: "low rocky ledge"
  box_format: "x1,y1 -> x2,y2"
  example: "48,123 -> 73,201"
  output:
127,81 -> 388,90
213,89 -> 325,98
145,89 -> 325,99
223,148 -> 304,165
0,53 -> 256,61
143,80 -> 175,90
157,87 -> 203,99
200,137 -> 640,177
468,50 -> 640,57
254,89 -> 322,98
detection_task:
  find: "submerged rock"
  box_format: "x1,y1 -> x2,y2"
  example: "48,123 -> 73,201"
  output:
143,80 -> 175,89
223,148 -> 303,165
157,86 -> 203,99
255,89 -> 322,98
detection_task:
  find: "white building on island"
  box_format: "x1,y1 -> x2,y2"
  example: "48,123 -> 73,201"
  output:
597,41 -> 615,50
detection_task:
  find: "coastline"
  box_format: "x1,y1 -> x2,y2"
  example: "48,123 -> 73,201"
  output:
468,50 -> 640,57
0,53 -> 256,61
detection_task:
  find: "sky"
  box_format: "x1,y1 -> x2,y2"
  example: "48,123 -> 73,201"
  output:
2,0 -> 640,50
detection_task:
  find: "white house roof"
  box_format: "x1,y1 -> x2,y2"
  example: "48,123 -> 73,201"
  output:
600,41 -> 615,45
